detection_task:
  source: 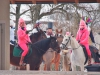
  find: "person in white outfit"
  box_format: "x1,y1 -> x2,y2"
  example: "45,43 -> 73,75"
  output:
29,22 -> 41,35
10,20 -> 15,45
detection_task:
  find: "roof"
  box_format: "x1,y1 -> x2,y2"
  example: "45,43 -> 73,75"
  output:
10,0 -> 100,4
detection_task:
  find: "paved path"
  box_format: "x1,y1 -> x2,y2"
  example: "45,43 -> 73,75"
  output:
0,70 -> 100,75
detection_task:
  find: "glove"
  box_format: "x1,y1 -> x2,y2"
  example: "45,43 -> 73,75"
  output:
26,31 -> 29,34
78,40 -> 80,43
26,42 -> 32,45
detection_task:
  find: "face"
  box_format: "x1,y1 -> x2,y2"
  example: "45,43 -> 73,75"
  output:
80,24 -> 85,29
48,29 -> 52,32
20,22 -> 24,27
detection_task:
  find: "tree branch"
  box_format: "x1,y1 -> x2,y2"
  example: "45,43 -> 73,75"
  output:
20,9 -> 30,16
10,12 -> 16,15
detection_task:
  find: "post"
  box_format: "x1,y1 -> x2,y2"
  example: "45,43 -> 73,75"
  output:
0,0 -> 10,70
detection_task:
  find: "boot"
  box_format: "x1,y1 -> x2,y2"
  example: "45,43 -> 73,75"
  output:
19,56 -> 25,66
88,55 -> 91,65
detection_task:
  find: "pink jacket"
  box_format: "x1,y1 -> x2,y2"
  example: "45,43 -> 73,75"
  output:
76,20 -> 89,45
17,18 -> 31,44
17,28 -> 31,44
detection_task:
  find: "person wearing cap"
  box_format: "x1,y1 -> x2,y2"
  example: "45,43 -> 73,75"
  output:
31,22 -> 41,34
17,18 -> 31,66
10,20 -> 16,45
34,22 -> 41,31
76,19 -> 91,65
46,22 -> 54,38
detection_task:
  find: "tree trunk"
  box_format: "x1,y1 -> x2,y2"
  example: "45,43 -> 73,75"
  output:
15,4 -> 21,37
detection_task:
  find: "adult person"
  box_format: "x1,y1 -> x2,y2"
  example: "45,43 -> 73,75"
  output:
31,22 -> 41,33
10,20 -> 16,45
46,22 -> 54,38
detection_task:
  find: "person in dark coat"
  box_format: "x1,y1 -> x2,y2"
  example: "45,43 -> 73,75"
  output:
46,22 -> 54,37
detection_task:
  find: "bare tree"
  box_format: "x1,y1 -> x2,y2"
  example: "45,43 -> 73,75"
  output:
10,4 -> 100,36
10,4 -> 30,36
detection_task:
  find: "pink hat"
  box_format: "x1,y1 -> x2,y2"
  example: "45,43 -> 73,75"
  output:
18,18 -> 26,29
79,19 -> 87,29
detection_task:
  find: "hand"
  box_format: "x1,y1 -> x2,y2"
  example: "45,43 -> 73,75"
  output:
26,42 -> 32,45
27,42 -> 32,45
26,31 -> 29,34
33,24 -> 37,28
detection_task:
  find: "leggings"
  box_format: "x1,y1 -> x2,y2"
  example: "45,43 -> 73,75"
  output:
83,44 -> 91,56
19,43 -> 28,56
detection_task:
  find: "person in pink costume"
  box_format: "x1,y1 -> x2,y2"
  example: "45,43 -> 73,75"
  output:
76,19 -> 91,65
17,18 -> 31,66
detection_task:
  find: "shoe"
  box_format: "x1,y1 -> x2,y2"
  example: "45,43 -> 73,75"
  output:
19,56 -> 25,66
88,55 -> 91,65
